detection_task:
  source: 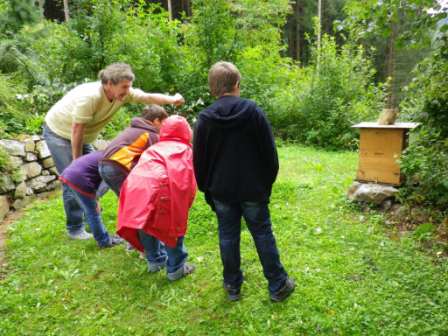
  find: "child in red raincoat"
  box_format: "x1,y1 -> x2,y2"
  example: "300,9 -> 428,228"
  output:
117,115 -> 196,281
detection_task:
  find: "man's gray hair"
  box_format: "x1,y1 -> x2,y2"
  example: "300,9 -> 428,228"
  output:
208,61 -> 241,97
98,63 -> 135,85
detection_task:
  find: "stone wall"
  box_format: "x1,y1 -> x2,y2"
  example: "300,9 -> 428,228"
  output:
0,136 -> 59,221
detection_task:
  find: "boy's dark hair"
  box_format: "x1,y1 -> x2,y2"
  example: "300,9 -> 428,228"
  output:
208,61 -> 241,97
141,104 -> 168,121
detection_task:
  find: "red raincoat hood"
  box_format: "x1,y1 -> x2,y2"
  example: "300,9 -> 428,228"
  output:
159,115 -> 192,145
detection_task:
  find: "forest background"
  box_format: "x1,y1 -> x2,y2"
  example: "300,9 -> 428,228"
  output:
0,0 -> 446,213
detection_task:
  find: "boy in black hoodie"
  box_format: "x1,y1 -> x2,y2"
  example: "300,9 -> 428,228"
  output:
193,61 -> 295,302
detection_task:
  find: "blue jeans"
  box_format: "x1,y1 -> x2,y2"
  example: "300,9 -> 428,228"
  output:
98,161 -> 128,196
213,199 -> 288,294
137,231 -> 188,274
71,190 -> 110,247
42,124 -> 94,233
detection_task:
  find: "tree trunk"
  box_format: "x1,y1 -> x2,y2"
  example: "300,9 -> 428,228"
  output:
167,0 -> 172,20
317,0 -> 322,70
295,0 -> 304,62
385,21 -> 398,109
36,0 -> 45,11
63,0 -> 70,21
285,7 -> 296,60
181,0 -> 191,17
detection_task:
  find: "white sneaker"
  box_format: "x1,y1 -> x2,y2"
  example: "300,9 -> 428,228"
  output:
68,229 -> 93,240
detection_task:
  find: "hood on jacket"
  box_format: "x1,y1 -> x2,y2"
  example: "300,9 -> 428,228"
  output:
199,96 -> 255,129
130,117 -> 157,132
160,115 -> 192,144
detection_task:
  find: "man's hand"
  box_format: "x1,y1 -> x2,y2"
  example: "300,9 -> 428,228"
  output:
171,93 -> 185,106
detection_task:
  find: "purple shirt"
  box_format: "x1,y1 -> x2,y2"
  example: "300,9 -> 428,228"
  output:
60,151 -> 104,198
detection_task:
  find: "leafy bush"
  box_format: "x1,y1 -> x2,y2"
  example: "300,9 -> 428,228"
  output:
174,0 -> 237,109
176,0 -> 293,119
25,21 -> 94,84
103,5 -> 181,92
234,0 -> 293,109
269,35 -> 384,149
0,73 -> 28,137
0,0 -> 42,35
237,46 -> 297,112
70,0 -> 181,92
400,32 -> 448,210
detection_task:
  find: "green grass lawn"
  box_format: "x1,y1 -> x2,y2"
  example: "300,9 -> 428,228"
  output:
1,145 -> 447,335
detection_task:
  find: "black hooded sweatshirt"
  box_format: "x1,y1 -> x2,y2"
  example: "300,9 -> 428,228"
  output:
193,95 -> 278,205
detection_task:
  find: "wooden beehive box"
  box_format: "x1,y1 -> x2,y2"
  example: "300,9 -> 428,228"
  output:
352,122 -> 419,185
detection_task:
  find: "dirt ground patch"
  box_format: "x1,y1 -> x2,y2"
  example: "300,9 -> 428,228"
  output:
383,204 -> 448,258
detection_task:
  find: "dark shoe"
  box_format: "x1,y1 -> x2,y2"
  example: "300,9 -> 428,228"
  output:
270,278 -> 295,302
167,263 -> 195,281
224,284 -> 241,302
99,235 -> 124,248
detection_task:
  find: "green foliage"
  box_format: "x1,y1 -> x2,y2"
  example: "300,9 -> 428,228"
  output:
342,0 -> 438,46
1,145 -> 448,335
25,21 -> 93,83
233,0 -> 292,108
69,0 -> 181,92
400,30 -> 448,210
176,0 -> 292,113
0,35 -> 46,88
0,142 -> 22,186
0,144 -> 13,172
0,73 -> 28,137
232,0 -> 290,49
269,35 -> 384,149
237,45 -> 295,111
342,0 -> 440,104
103,3 -> 181,92
174,0 -> 237,107
0,0 -> 42,35
186,0 -> 237,69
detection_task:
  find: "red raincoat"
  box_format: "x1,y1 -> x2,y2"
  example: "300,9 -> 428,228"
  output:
117,116 -> 196,250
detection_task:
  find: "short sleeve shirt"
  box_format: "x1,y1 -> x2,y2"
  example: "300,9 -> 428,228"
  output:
45,82 -> 153,143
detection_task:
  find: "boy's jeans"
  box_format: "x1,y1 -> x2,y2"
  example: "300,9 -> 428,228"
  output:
42,124 -> 94,234
71,189 -> 110,247
137,231 -> 188,274
98,161 -> 128,196
212,199 -> 288,294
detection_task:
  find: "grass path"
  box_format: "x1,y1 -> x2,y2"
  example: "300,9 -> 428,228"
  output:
1,145 -> 447,335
